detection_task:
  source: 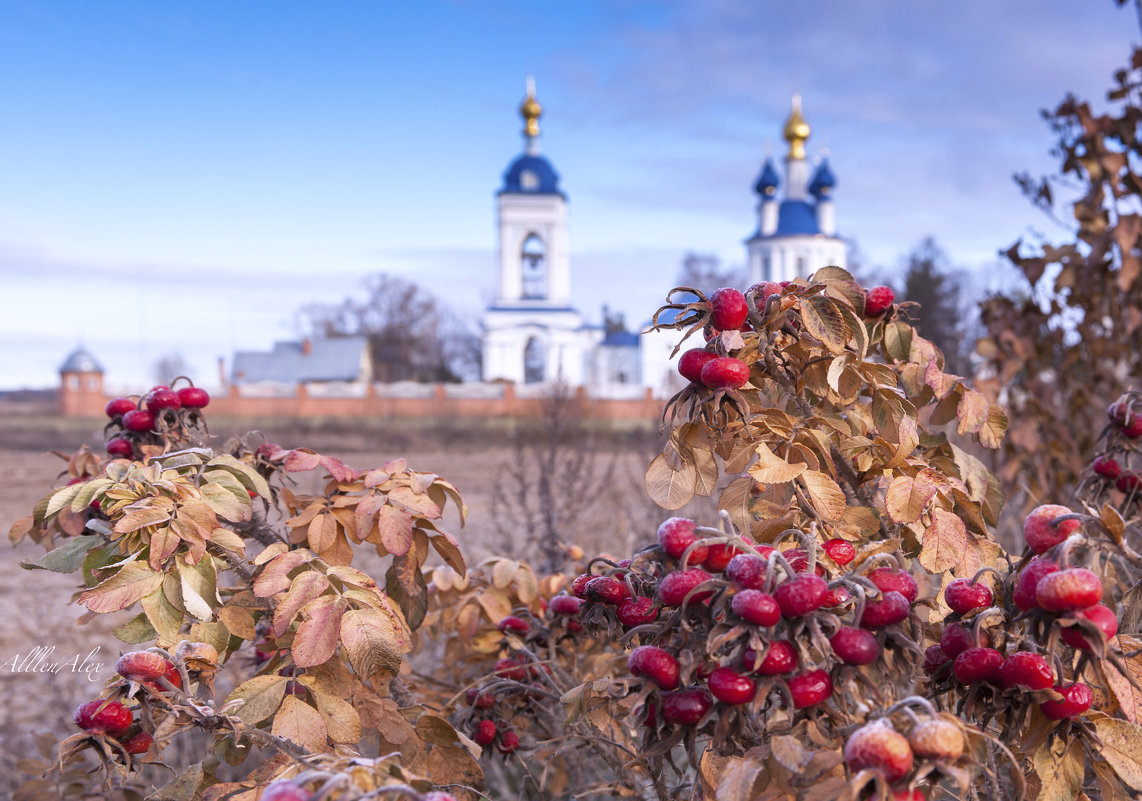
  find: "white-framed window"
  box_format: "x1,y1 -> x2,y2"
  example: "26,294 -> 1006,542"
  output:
520,170 -> 539,190
524,337 -> 545,384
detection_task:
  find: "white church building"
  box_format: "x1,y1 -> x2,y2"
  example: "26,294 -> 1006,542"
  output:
481,83 -> 846,398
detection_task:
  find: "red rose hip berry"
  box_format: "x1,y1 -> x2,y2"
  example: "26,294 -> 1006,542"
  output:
1023,504 -> 1080,554
628,645 -> 681,690
496,730 -> 520,754
74,699 -> 133,736
1040,682 -> 1094,720
176,386 -> 210,408
494,658 -> 528,681
1117,472 -> 1142,493
497,616 -> 530,635
585,576 -> 631,605
661,687 -> 713,725
261,781 -> 314,801
1013,557 -> 1058,611
120,730 -> 153,755
473,719 -> 497,746
1036,568 -> 1102,613
145,389 -> 182,413
1093,455 -> 1122,480
830,626 -> 881,665
787,669 -> 833,708
822,538 -> 856,566
657,568 -> 712,606
709,287 -> 749,330
116,651 -> 171,682
744,641 -> 798,675
999,651 -> 1054,691
860,590 -> 911,629
465,688 -> 495,709
953,647 -> 1004,685
1060,603 -> 1118,650
944,578 -> 994,616
864,286 -> 895,316
868,567 -> 919,604
122,409 -> 155,432
725,552 -> 770,590
616,596 -> 658,627
678,348 -> 719,383
105,397 -> 136,418
774,573 -> 828,617
707,667 -> 756,705
106,438 -> 134,458
844,719 -> 914,783
549,595 -> 584,616
908,718 -> 964,760
700,357 -> 749,390
923,644 -> 951,675
703,542 -> 742,572
656,517 -> 708,565
731,589 -> 781,626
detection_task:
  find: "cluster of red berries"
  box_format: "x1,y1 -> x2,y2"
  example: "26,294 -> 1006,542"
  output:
1091,397 -> 1142,493
104,381 -> 210,458
72,650 -> 183,757
844,711 -> 967,800
556,518 -> 925,739
925,505 -> 1111,722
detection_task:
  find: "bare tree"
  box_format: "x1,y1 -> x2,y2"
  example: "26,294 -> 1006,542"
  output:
492,381 -> 619,574
676,252 -> 746,294
296,274 -> 481,382
153,352 -> 190,386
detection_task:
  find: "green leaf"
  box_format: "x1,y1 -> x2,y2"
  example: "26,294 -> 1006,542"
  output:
20,534 -> 100,573
142,574 -> 185,647
199,480 -> 252,524
112,611 -> 158,644
69,478 -> 114,514
44,484 -> 84,521
80,561 -> 164,613
883,321 -> 913,362
293,596 -> 346,668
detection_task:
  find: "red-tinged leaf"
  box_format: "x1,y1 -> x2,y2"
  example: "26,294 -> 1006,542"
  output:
884,473 -> 939,524
253,550 -> 314,598
383,458 -> 408,474
353,492 -> 386,542
919,509 -> 969,573
271,695 -> 327,753
388,485 -> 442,519
376,504 -> 414,557
924,360 -> 961,399
282,449 -> 322,473
114,506 -> 172,534
272,570 -> 331,636
80,562 -> 165,613
362,468 -> 391,488
292,596 -> 347,668
319,455 -> 357,483
956,389 -> 989,435
430,532 -> 466,574
147,526 -> 181,571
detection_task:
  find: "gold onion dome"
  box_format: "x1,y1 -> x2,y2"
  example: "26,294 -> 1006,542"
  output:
783,94 -> 811,160
520,76 -> 542,138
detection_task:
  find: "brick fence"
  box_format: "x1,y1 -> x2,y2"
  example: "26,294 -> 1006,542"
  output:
60,380 -> 665,421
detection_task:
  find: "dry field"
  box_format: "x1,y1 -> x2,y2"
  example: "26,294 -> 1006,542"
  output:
0,420 -> 686,792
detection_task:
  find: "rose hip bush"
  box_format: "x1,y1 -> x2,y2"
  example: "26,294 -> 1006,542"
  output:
9,268 -> 1142,801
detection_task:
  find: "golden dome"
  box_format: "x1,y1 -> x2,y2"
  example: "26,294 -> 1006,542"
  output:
520,76 -> 542,138
782,94 -> 810,160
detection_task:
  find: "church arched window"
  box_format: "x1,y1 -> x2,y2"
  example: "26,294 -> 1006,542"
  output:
521,234 -> 546,299
520,170 -> 539,190
524,337 -> 545,384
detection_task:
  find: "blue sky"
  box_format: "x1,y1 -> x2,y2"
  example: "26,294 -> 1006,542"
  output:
0,0 -> 1135,389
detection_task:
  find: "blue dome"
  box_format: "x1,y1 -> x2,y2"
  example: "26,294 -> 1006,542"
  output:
774,200 -> 820,236
501,154 -> 563,196
753,158 -> 780,197
809,159 -> 837,198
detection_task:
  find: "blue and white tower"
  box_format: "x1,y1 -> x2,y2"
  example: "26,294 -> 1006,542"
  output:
746,95 -> 847,283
